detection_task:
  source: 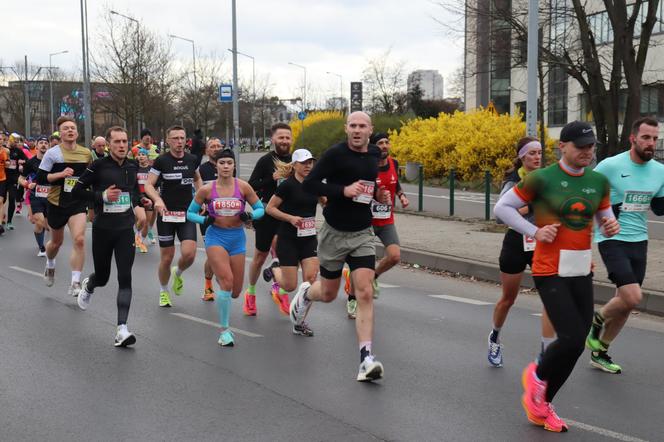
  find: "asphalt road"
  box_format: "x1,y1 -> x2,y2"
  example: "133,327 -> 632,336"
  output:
236,152 -> 664,240
0,215 -> 662,441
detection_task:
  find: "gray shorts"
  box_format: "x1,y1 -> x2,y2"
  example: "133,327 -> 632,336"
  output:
317,221 -> 375,278
373,223 -> 400,247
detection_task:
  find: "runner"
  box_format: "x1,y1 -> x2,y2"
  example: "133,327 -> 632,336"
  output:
243,123 -> 293,316
265,149 -> 321,335
187,149 -> 263,346
342,132 -> 409,319
0,136 -> 8,236
143,125 -> 203,307
134,148 -> 154,254
18,135 -> 50,256
494,121 -> 620,432
291,111 -> 390,382
5,133 -> 30,229
37,116 -> 93,296
586,116 -> 664,374
49,132 -> 61,148
129,128 -> 160,162
198,137 -> 223,301
488,137 -> 555,367
73,126 -> 146,347
90,136 -> 108,161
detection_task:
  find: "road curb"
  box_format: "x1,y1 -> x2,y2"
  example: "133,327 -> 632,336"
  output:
377,244 -> 664,316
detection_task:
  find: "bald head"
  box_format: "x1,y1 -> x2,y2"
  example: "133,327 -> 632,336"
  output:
345,111 -> 373,151
346,111 -> 372,125
92,136 -> 107,153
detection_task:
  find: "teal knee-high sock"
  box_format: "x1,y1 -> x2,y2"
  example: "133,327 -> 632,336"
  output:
217,290 -> 232,329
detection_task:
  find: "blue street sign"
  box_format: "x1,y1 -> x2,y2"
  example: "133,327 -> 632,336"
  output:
298,111 -> 307,120
218,84 -> 232,103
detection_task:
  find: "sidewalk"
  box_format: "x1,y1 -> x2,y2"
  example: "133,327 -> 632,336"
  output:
378,210 -> 664,315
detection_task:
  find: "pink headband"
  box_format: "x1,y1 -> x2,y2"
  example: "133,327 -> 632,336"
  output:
518,140 -> 541,158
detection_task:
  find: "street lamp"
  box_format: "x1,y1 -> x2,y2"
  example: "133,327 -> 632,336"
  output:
289,62 -> 307,145
49,50 -> 68,133
112,10 -> 141,139
2,58 -> 52,136
170,34 -> 198,134
228,48 -> 255,149
326,71 -> 343,112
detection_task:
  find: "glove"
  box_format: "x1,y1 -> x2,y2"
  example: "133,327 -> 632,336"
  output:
239,212 -> 251,223
611,203 -> 622,219
203,215 -> 215,230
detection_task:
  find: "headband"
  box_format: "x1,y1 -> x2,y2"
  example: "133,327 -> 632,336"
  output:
518,140 -> 541,158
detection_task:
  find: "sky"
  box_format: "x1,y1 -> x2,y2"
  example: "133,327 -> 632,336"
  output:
5,0 -> 464,105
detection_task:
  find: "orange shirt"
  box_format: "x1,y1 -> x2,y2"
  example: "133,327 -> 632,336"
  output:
0,148 -> 8,181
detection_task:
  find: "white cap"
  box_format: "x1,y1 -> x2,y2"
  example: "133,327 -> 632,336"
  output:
292,149 -> 315,163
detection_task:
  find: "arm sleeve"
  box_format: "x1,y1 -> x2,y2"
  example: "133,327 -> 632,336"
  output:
302,149 -> 345,198
72,162 -> 103,204
493,189 -> 538,237
250,200 -> 265,220
186,200 -> 206,225
651,196 -> 664,215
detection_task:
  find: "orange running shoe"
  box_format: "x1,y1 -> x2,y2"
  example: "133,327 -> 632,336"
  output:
543,404 -> 568,433
243,291 -> 257,316
521,362 -> 548,426
135,234 -> 148,254
271,282 -> 289,316
342,267 -> 352,296
202,287 -> 215,301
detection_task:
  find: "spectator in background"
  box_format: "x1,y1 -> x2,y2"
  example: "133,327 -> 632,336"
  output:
90,136 -> 108,161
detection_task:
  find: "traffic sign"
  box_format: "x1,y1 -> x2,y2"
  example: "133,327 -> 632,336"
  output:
218,84 -> 232,103
298,111 -> 307,120
350,82 -> 363,112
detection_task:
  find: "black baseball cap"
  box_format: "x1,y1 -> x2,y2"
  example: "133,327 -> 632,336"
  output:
560,121 -> 597,147
370,132 -> 389,144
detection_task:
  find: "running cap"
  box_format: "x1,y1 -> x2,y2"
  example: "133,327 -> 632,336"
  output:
292,149 -> 315,163
370,132 -> 389,144
560,121 -> 597,147
37,135 -> 49,142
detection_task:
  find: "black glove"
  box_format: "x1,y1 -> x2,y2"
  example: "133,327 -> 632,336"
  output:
611,203 -> 623,219
239,212 -> 252,223
203,215 -> 215,230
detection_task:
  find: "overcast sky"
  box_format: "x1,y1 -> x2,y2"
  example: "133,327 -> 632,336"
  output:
5,0 -> 463,103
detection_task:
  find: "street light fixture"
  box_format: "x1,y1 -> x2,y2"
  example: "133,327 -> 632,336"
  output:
49,50 -> 68,133
288,62 -> 307,111
112,10 -> 142,139
326,71 -> 343,112
228,48 -> 256,149
170,34 -> 198,134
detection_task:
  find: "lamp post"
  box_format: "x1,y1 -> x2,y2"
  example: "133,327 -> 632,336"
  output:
326,71 -> 343,112
49,50 -> 68,133
169,34 -> 198,101
231,0 -> 240,167
229,48 -> 255,150
111,10 -> 141,140
288,62 -> 306,145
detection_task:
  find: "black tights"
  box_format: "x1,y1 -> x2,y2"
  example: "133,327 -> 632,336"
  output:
534,275 -> 594,402
6,179 -> 18,223
87,228 -> 135,325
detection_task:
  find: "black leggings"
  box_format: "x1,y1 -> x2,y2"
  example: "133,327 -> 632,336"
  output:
87,227 -> 136,325
6,178 -> 18,223
534,275 -> 594,402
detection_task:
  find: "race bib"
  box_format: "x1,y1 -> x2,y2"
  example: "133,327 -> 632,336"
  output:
35,184 -> 50,198
297,217 -> 317,237
181,177 -> 194,185
8,159 -> 17,170
212,198 -> 243,217
63,176 -> 79,192
137,173 -> 148,185
371,200 -> 392,219
522,235 -> 536,252
558,249 -> 591,277
622,190 -> 653,212
162,210 -> 186,223
352,180 -> 375,204
103,192 -> 131,213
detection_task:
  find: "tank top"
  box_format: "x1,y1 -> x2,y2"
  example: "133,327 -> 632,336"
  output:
372,157 -> 399,227
207,178 -> 246,217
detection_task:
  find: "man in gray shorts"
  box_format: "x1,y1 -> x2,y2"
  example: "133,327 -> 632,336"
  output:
343,132 -> 409,318
291,111 -> 390,382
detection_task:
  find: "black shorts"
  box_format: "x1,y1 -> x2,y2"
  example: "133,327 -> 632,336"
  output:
47,202 -> 87,230
498,228 -> 533,274
598,239 -> 647,287
157,216 -> 197,248
0,180 -> 6,200
276,234 -> 318,266
253,213 -> 280,252
31,197 -> 48,215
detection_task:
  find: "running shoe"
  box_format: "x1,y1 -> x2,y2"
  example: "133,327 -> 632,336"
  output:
487,334 -> 503,367
543,403 -> 568,433
346,298 -> 357,319
590,351 -> 622,374
372,278 -> 380,299
293,321 -> 314,337
159,290 -> 172,307
243,291 -> 257,316
290,281 -> 312,325
521,362 -> 548,425
342,267 -> 352,295
135,235 -> 148,254
218,329 -> 235,347
202,287 -> 215,301
44,266 -> 55,287
6,222 -> 14,230
15,203 -> 22,214
68,282 -> 82,298
37,248 -> 47,257
271,282 -> 289,316
147,230 -> 156,244
114,324 -> 136,347
262,260 -> 280,282
171,266 -> 184,296
77,278 -> 93,310
585,329 -> 607,352
0,225 -> 4,236
357,354 -> 384,382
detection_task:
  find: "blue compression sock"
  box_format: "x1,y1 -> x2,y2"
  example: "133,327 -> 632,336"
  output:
35,231 -> 45,249
217,290 -> 232,328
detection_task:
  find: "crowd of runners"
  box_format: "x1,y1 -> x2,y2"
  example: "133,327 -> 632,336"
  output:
1,113 -> 662,433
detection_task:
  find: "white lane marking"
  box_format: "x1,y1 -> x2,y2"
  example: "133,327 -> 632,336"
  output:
428,294 -> 491,305
379,283 -> 399,288
531,313 -> 543,317
170,313 -> 263,338
9,266 -> 43,278
565,419 -> 649,442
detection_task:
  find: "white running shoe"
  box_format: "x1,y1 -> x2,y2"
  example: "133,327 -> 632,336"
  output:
68,282 -> 82,298
44,266 -> 55,287
37,249 -> 47,257
114,324 -> 136,347
357,355 -> 384,382
77,278 -> 93,310
289,281 -> 311,325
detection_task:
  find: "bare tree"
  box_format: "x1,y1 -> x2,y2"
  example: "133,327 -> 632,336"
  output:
362,50 -> 408,114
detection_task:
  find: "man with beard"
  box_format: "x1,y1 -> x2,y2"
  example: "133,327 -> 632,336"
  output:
242,123 -> 293,316
586,116 -> 664,374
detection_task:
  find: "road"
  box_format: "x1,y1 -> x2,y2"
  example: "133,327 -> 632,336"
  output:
0,215 -> 661,441
237,152 -> 664,240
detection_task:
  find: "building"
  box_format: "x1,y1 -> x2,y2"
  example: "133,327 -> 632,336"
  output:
408,70 -> 444,100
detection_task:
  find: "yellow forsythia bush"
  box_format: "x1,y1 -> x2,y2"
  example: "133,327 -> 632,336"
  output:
390,109 -> 555,182
289,110 -> 344,146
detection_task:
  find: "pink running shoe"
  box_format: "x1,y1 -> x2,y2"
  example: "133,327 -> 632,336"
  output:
521,362 -> 548,426
271,282 -> 289,316
543,403 -> 568,433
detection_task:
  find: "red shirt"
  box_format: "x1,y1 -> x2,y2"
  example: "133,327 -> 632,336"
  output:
372,157 -> 399,227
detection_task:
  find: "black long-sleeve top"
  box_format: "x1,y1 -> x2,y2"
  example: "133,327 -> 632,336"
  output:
248,151 -> 292,203
303,142 -> 381,232
72,156 -> 142,230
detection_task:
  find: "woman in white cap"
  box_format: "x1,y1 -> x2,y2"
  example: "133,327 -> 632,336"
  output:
265,148 -> 323,336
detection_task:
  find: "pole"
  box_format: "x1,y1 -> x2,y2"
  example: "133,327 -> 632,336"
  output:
80,0 -> 92,147
484,170 -> 491,221
449,168 -> 455,217
49,55 -> 54,133
418,164 -> 424,212
24,55 -> 30,136
251,56 -> 255,150
231,0 -> 241,169
526,0 -> 538,137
